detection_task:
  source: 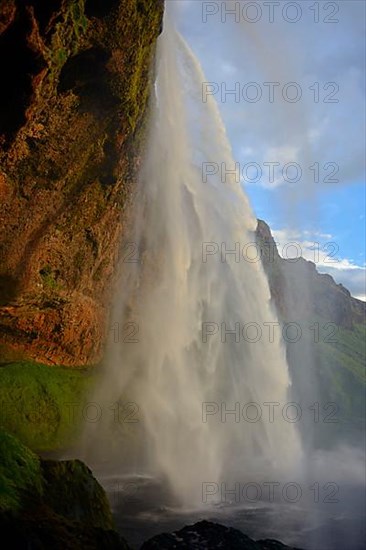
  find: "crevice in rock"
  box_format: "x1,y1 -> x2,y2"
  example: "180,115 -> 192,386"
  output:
85,0 -> 120,19
0,5 -> 44,143
58,47 -> 118,112
0,274 -> 19,306
99,138 -> 118,186
26,0 -> 63,35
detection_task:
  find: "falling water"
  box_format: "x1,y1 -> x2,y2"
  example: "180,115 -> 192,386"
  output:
82,9 -> 302,507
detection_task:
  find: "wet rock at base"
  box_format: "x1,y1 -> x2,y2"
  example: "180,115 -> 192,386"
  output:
141,520 -> 303,550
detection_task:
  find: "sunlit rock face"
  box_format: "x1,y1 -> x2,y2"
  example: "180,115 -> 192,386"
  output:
0,0 -> 164,366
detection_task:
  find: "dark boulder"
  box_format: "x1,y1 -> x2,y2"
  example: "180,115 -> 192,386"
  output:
141,520 -> 303,550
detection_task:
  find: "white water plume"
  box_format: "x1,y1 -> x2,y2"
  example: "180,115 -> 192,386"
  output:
82,9 -> 302,506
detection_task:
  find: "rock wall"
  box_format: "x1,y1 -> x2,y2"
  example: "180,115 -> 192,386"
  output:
256,219 -> 366,444
0,0 -> 164,366
256,219 -> 365,328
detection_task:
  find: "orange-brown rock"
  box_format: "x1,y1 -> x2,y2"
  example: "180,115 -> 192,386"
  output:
0,0 -> 164,365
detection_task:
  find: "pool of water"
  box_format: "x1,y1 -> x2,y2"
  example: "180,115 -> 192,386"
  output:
97,473 -> 365,550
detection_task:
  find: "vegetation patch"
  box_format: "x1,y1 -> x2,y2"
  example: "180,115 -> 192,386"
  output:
40,264 -> 61,291
0,361 -> 95,451
46,0 -> 88,81
317,323 -> 366,427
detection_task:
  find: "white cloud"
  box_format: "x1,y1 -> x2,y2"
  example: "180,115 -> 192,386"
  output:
272,228 -> 366,301
177,1 -> 365,190
320,265 -> 366,302
239,145 -> 302,189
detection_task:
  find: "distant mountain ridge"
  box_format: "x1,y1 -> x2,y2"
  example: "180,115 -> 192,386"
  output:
256,219 -> 365,329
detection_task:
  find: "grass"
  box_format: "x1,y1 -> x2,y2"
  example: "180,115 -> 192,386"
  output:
284,313 -> 365,447
0,361 -> 95,452
327,323 -> 366,381
315,322 -> 366,429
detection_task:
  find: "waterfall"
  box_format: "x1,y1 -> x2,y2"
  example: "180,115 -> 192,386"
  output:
82,8 -> 302,507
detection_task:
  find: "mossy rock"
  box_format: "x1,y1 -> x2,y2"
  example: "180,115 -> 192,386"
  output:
0,429 -> 42,512
42,458 -> 113,530
0,430 -> 129,549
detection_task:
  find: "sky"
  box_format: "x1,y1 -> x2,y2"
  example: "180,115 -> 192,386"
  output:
170,0 -> 366,300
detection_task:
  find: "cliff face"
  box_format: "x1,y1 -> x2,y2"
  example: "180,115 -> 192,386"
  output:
0,0 -> 164,366
256,219 -> 365,329
256,219 -> 366,445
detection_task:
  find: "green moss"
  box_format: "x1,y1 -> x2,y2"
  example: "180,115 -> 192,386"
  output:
55,47 -> 68,67
46,0 -> 88,81
40,264 -> 61,291
0,429 -> 42,511
0,431 -> 126,546
71,1 -> 88,39
0,361 -> 95,452
105,0 -> 163,134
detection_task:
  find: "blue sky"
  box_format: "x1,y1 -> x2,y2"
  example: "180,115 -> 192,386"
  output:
172,0 -> 365,300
